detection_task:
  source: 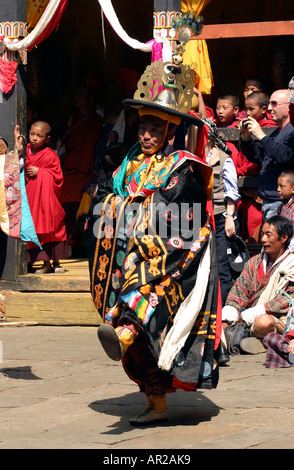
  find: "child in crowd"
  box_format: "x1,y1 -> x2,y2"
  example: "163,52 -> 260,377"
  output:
239,75 -> 269,119
215,94 -> 240,167
236,92 -> 277,242
277,170 -> 294,252
215,94 -> 240,128
16,121 -> 68,273
237,91 -> 276,177
244,91 -> 275,125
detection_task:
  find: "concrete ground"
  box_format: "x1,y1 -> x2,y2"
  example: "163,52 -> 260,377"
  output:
0,324 -> 293,451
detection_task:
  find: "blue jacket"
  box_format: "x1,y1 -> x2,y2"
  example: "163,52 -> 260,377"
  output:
240,122 -> 294,201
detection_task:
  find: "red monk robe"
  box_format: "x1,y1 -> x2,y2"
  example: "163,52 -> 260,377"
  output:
58,108 -> 102,246
59,109 -> 102,205
25,144 -> 67,251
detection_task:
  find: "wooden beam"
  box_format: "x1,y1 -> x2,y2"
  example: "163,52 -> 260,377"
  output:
193,20 -> 294,40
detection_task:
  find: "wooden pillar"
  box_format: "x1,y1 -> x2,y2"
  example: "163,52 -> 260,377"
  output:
0,0 -> 27,281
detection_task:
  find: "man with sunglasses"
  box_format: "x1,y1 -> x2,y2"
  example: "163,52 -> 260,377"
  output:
239,89 -> 294,221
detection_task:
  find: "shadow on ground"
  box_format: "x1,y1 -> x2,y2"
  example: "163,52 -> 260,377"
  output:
89,390 -> 220,433
0,366 -> 42,380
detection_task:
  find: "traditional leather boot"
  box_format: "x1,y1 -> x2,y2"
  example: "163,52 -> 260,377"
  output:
239,337 -> 265,354
129,394 -> 168,426
97,323 -> 138,361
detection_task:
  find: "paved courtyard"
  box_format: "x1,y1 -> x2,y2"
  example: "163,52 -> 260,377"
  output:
0,325 -> 293,450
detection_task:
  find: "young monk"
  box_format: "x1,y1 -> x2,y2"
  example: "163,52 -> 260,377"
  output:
239,75 -> 269,119
244,91 -> 276,126
237,91 -> 277,176
215,93 -> 240,128
16,121 -> 68,273
236,92 -> 277,241
215,94 -> 240,166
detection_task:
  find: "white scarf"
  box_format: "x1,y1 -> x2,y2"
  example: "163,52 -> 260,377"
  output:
258,250 -> 294,305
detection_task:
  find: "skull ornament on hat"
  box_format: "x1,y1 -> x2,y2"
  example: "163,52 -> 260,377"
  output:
123,28 -> 204,129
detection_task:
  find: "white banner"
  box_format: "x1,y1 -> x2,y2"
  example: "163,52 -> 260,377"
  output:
97,0 -> 153,52
0,0 -> 63,52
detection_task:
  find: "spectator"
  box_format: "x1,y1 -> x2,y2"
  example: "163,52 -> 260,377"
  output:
17,121 -> 68,273
239,89 -> 294,221
277,170 -> 294,252
236,91 -> 277,241
215,93 -> 240,129
203,119 -> 240,305
215,93 -> 240,169
222,216 -> 294,359
58,75 -> 103,252
239,74 -> 269,119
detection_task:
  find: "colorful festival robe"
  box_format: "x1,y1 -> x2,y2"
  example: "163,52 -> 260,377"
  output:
86,147 -> 221,393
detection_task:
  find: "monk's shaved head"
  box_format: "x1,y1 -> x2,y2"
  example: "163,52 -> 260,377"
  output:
31,121 -> 51,136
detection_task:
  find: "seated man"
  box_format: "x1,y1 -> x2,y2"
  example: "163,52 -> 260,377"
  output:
222,215 -> 294,356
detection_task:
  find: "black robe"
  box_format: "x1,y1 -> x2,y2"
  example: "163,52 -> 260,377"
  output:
85,155 -> 220,395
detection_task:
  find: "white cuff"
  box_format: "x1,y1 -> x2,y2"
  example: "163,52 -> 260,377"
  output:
241,304 -> 266,326
222,305 -> 239,323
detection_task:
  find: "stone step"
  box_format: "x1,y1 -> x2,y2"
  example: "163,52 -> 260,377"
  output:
5,291 -> 102,326
0,258 -> 91,292
1,259 -> 103,326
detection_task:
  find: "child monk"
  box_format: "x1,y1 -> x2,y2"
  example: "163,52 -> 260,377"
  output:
239,75 -> 269,119
17,121 -> 68,273
237,91 -> 277,176
237,92 -> 277,241
215,94 -> 240,166
215,93 -> 240,128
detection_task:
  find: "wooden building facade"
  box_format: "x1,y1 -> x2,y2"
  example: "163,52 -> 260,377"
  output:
0,0 -> 293,324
